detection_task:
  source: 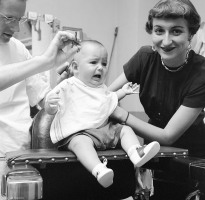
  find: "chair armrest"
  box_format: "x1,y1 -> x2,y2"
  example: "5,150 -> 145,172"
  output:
5,146 -> 188,167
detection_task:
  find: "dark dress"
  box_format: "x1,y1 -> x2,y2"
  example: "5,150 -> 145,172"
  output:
123,46 -> 205,200
124,45 -> 205,158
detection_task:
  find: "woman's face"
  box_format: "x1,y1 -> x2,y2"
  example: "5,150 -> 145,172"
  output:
152,18 -> 190,67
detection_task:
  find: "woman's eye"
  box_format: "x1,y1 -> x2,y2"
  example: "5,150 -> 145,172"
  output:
172,29 -> 182,36
154,28 -> 164,35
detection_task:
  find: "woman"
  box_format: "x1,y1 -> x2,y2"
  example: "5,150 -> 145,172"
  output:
109,0 -> 205,199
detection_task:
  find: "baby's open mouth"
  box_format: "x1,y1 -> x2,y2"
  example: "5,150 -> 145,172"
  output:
93,74 -> 101,79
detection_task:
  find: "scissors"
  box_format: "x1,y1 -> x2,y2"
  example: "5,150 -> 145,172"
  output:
71,32 -> 81,47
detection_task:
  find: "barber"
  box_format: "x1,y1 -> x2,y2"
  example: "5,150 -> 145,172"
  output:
0,0 -> 80,157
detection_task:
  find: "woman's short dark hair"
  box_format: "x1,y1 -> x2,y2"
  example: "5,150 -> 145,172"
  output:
145,0 -> 201,36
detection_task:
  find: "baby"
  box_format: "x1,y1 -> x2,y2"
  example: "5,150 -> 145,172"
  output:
44,40 -> 160,188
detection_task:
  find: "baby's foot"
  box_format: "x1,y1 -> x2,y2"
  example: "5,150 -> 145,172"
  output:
96,167 -> 114,188
92,159 -> 114,188
129,141 -> 160,167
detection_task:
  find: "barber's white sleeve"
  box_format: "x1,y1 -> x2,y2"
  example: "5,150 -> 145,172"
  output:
26,73 -> 51,107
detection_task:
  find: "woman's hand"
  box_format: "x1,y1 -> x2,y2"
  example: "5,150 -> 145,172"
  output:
42,31 -> 81,69
122,82 -> 139,95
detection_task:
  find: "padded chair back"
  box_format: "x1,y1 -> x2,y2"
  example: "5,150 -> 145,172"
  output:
31,108 -> 57,149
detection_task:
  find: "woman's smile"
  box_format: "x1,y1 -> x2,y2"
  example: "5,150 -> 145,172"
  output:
152,18 -> 190,67
161,46 -> 175,52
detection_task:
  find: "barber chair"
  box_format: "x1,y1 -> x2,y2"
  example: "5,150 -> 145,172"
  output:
1,109 -> 205,200
2,109 -> 136,200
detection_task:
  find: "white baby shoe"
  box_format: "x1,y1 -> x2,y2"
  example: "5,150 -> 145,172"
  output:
92,159 -> 114,188
128,141 -> 160,167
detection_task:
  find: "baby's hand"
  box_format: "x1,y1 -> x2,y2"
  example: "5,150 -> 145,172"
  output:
122,82 -> 139,95
45,90 -> 60,115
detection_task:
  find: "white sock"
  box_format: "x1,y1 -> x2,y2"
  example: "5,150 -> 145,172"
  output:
92,163 -> 105,177
127,145 -> 141,165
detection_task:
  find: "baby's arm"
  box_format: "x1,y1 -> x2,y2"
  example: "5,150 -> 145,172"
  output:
116,82 -> 139,101
44,89 -> 60,115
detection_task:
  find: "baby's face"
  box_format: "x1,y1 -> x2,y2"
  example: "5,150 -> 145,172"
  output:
75,43 -> 108,87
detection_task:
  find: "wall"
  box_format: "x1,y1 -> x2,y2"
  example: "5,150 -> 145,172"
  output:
26,0 -> 205,112
115,0 -> 146,112
26,0 -> 118,68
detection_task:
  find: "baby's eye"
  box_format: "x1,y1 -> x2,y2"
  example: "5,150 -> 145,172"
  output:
102,62 -> 107,67
7,17 -> 14,20
90,61 -> 97,65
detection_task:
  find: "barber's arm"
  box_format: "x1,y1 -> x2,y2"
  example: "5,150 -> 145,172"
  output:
0,31 -> 80,91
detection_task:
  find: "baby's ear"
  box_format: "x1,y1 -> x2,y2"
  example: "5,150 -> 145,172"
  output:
71,60 -> 78,72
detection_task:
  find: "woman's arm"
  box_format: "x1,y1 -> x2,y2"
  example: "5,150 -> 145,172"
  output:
111,105 -> 202,145
0,31 -> 80,91
108,72 -> 128,91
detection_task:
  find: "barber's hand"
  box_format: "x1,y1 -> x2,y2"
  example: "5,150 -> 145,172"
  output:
56,62 -> 69,84
43,31 -> 81,70
56,61 -> 74,84
45,90 -> 60,115
122,82 -> 139,95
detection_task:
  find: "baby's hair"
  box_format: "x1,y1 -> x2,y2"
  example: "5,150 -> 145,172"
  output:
72,39 -> 106,63
81,40 -> 104,48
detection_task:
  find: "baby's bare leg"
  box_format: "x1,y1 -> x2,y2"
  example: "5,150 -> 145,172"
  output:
68,134 -> 114,188
120,125 -> 141,152
120,125 -> 160,167
68,135 -> 101,173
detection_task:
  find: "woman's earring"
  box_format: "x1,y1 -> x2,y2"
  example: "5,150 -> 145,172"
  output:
188,43 -> 192,50
152,46 -> 156,51
188,35 -> 193,50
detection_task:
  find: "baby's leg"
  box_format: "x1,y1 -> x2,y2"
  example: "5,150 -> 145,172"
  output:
68,135 -> 113,188
120,125 -> 160,167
